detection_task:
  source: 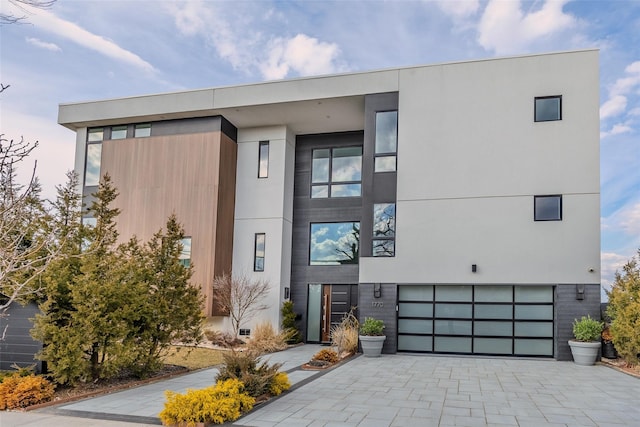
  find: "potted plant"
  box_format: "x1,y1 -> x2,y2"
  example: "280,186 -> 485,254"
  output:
568,315 -> 603,366
601,326 -> 617,359
359,317 -> 386,357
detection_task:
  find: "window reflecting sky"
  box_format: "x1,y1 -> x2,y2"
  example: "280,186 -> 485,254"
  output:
310,222 -> 359,265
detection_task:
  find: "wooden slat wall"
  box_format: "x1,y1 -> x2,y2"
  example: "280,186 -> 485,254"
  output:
102,131 -> 237,316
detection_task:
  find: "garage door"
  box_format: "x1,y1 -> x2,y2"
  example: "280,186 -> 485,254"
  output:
397,285 -> 554,356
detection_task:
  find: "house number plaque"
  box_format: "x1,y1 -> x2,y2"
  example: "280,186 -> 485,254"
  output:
371,301 -> 384,307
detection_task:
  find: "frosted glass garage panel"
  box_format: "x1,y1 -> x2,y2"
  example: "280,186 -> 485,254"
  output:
436,285 -> 472,301
515,305 -> 553,320
399,286 -> 433,301
474,305 -> 512,319
435,304 -> 472,318
398,335 -> 432,352
434,320 -> 471,335
435,337 -> 471,353
474,338 -> 512,354
474,321 -> 513,336
515,286 -> 553,303
398,319 -> 433,334
515,322 -> 553,337
514,339 -> 553,356
398,302 -> 433,317
475,286 -> 513,302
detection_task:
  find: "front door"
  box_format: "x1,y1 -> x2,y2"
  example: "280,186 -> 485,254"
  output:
307,284 -> 357,343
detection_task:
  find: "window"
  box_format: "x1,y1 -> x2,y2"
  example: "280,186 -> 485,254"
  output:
134,123 -> 151,137
310,222 -> 359,265
87,128 -> 104,142
535,96 -> 562,122
311,147 -> 362,198
534,195 -> 562,221
254,233 -> 265,271
373,203 -> 396,257
84,143 -> 102,186
179,237 -> 192,268
258,141 -> 269,178
375,111 -> 398,172
111,126 -> 127,139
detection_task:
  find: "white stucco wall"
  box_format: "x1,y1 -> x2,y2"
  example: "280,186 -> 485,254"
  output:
360,50 -> 600,286
210,126 -> 295,335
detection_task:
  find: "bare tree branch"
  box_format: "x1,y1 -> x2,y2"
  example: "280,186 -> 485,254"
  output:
1,0 -> 56,25
211,273 -> 271,336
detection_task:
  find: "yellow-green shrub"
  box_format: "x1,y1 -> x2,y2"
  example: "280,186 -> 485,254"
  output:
312,348 -> 339,364
159,378 -> 254,426
269,372 -> 291,396
607,253 -> 640,365
0,374 -> 55,410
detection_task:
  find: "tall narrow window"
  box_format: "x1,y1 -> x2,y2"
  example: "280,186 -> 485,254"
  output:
134,123 -> 151,137
535,96 -> 562,122
254,233 -> 265,271
375,111 -> 398,172
534,195 -> 562,221
372,203 -> 396,257
179,237 -> 192,268
311,147 -> 362,198
85,129 -> 103,187
258,141 -> 269,178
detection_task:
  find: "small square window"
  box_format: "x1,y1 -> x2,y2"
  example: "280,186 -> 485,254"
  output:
535,96 -> 562,122
111,126 -> 127,139
134,123 -> 151,137
87,128 -> 104,142
534,195 -> 562,221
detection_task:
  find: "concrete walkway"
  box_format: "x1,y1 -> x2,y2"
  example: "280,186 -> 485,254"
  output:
2,346 -> 640,426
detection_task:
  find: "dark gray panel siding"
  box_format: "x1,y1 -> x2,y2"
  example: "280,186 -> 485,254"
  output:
358,283 -> 398,354
555,283 -> 601,361
0,302 -> 43,372
291,132 -> 364,340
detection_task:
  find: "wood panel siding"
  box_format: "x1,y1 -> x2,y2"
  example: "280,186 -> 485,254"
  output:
101,131 -> 237,317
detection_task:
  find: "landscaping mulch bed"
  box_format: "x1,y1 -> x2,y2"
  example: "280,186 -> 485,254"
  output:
600,357 -> 640,379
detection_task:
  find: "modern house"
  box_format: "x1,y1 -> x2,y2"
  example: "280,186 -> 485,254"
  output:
58,49 -> 600,360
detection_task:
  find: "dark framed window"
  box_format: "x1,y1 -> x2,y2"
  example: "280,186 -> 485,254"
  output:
534,195 -> 562,221
373,203 -> 396,257
535,96 -> 562,122
311,146 -> 362,198
85,128 -> 103,187
134,123 -> 151,137
179,237 -> 192,268
111,125 -> 128,139
375,110 -> 398,172
310,222 -> 359,265
258,141 -> 269,178
254,233 -> 265,271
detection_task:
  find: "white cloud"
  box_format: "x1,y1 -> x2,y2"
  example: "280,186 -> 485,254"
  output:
26,37 -> 61,52
169,1 -> 344,80
600,95 -> 627,120
23,5 -> 156,74
600,122 -> 633,139
478,0 -> 576,54
601,59 -> 640,120
436,0 -> 480,19
600,251 -> 634,293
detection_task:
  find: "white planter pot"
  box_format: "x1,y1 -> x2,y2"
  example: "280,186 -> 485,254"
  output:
359,335 -> 386,357
568,340 -> 601,366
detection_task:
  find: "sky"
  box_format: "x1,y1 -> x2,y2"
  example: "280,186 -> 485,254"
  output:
1,0 -> 639,294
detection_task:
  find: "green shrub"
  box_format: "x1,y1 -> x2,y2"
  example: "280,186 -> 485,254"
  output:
607,253 -> 640,365
215,351 -> 283,398
281,301 -> 302,344
359,317 -> 385,336
159,378 -> 254,425
312,348 -> 339,364
572,315 -> 604,342
0,374 -> 55,410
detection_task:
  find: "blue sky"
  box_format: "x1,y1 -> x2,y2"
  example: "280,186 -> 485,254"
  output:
1,0 -> 639,292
